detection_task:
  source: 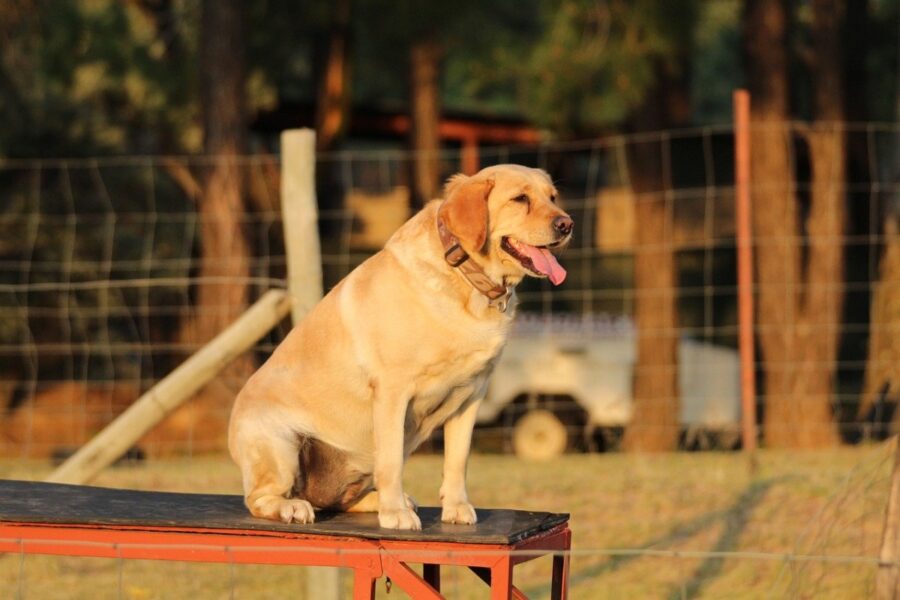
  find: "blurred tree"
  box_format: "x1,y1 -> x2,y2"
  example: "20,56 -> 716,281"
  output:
514,0 -> 692,137
178,0 -> 251,362
315,0 -> 352,151
857,0 -> 900,432
846,1 -> 900,437
691,1 -> 742,125
0,0 -> 199,157
620,71 -> 683,453
798,0 -> 847,440
353,0 -> 535,205
409,35 -> 442,205
396,4 -> 468,207
621,2 -> 695,453
743,0 -> 843,448
859,216 -> 900,433
0,0 -> 204,391
440,3 -> 539,117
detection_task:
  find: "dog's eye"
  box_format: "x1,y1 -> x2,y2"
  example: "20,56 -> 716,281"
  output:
512,194 -> 529,204
550,193 -> 558,204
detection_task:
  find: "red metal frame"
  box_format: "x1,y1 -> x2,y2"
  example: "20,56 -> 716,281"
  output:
0,521 -> 571,599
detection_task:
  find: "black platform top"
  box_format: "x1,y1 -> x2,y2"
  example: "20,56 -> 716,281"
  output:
0,480 -> 567,545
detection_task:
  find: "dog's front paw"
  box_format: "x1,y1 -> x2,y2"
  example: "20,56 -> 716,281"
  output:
277,499 -> 316,524
379,506 -> 422,530
250,496 -> 316,524
441,501 -> 477,525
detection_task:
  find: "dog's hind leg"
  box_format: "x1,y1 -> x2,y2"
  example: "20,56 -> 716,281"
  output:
237,435 -> 315,524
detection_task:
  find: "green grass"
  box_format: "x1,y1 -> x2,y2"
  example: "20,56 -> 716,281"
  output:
0,444 -> 893,599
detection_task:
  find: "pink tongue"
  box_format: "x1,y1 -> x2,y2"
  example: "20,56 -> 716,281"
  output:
520,244 -> 567,285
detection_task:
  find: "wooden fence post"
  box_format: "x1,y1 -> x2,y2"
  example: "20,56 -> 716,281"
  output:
878,436 -> 900,599
733,89 -> 758,454
280,128 -> 341,600
281,129 -> 323,322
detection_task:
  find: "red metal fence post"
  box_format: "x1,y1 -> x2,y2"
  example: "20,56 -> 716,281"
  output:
733,89 -> 758,453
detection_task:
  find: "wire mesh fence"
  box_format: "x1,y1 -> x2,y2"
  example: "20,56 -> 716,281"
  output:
0,122 -> 898,596
0,123 -> 897,457
0,155 -> 289,457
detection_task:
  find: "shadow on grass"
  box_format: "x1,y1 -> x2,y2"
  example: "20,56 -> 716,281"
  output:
664,479 -> 778,600
522,476 -> 787,598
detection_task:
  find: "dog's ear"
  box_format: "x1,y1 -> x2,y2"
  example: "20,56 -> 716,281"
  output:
438,175 -> 495,254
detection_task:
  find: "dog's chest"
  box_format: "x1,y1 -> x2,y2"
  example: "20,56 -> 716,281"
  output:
410,325 -> 506,417
405,332 -> 501,452
427,323 -> 504,382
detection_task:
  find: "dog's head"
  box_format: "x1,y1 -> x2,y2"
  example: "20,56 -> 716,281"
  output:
437,164 -> 573,285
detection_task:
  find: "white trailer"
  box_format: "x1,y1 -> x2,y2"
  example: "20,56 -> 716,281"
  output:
478,315 -> 741,459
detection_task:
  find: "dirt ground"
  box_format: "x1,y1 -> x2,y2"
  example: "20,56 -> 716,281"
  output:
0,443 -> 893,599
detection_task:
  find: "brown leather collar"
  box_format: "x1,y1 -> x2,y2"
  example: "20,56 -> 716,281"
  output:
436,217 -> 512,312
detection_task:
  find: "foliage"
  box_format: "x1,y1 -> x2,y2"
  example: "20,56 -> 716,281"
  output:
0,0 -> 895,155
691,0 -> 742,124
511,0 -> 696,137
0,0 -> 200,157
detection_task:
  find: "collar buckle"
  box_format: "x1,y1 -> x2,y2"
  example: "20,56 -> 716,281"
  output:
444,243 -> 469,268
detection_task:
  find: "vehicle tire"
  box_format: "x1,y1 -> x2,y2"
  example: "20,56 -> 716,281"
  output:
716,428 -> 741,450
512,409 -> 568,461
592,427 -> 624,453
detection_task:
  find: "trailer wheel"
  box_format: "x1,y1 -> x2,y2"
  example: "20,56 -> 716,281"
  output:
512,409 -> 568,461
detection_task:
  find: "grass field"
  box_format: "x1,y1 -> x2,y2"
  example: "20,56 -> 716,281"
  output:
0,443 -> 894,599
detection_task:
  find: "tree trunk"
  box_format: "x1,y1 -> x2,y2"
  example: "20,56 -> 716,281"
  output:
409,37 -> 442,207
795,0 -> 847,444
622,62 -> 682,453
743,0 -> 841,447
859,219 -> 900,424
794,120 -> 845,446
622,157 -> 679,452
744,0 -> 807,447
843,0 -> 868,135
172,0 -> 252,444
315,0 -> 351,152
181,0 -> 250,359
858,0 -> 900,429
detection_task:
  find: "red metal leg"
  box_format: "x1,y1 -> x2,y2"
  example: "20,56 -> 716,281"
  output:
551,549 -> 570,598
352,570 -> 376,600
470,566 -> 528,600
551,527 -> 572,599
423,563 -> 441,592
381,553 -> 444,599
490,556 -> 514,600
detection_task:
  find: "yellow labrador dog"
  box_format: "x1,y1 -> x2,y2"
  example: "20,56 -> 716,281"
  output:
229,164 -> 572,530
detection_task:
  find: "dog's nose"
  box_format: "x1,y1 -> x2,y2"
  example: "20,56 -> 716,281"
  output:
553,215 -> 574,236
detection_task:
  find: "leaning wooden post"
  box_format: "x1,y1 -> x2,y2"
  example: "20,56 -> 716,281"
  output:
733,89 -> 758,454
281,129 -> 339,600
877,436 -> 900,599
46,289 -> 293,484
